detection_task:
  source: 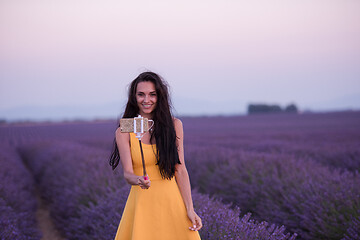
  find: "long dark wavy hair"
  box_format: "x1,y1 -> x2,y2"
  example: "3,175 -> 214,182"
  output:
109,71 -> 180,180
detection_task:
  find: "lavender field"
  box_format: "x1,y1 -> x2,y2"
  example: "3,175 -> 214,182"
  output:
1,111 -> 360,240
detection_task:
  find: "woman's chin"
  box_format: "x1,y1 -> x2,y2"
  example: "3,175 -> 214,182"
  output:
139,109 -> 154,117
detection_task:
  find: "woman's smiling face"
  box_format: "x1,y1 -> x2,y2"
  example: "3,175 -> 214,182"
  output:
136,81 -> 157,118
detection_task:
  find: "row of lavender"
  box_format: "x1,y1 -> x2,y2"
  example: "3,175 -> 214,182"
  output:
3,112 -> 359,173
181,112 -> 360,172
0,144 -> 41,240
1,111 -> 359,239
5,112 -> 359,173
16,140 -> 297,240
185,146 -> 360,240
181,112 -> 360,240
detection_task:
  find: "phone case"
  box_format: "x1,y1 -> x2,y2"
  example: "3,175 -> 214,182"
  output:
120,118 -> 150,133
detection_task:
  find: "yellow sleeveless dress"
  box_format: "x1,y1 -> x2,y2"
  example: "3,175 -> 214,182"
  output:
114,133 -> 201,240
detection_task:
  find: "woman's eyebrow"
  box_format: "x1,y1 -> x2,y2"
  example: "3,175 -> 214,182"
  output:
136,90 -> 156,94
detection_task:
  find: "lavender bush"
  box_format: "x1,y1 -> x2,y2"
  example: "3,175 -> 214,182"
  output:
192,191 -> 297,240
342,213 -> 360,240
18,140 -> 127,240
0,145 -> 41,240
181,112 -> 360,172
185,146 -> 360,239
18,140 -> 296,240
180,112 -> 360,239
1,111 -> 359,239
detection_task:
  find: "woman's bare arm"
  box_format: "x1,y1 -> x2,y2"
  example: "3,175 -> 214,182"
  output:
173,118 -> 202,231
115,127 -> 150,189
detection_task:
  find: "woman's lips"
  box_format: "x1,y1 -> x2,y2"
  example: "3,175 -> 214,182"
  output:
142,104 -> 152,109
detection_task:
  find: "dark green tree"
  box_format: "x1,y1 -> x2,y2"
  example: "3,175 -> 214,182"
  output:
285,104 -> 298,113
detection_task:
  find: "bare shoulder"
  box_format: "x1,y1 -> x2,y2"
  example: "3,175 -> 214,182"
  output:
115,125 -> 130,143
173,117 -> 183,129
173,117 -> 184,139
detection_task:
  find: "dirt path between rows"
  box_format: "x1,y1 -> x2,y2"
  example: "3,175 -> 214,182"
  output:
35,189 -> 65,240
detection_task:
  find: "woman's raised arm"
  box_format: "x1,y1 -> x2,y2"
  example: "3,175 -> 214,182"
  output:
115,127 -> 150,189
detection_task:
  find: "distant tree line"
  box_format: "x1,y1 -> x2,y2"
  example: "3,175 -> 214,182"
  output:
248,103 -> 298,114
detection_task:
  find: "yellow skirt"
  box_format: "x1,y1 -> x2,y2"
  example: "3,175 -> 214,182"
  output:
114,177 -> 201,240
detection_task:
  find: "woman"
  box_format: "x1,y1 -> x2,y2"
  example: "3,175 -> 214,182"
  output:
109,71 -> 202,239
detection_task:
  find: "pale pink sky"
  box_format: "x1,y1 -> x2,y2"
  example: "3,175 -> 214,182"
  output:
1,0 -> 359,119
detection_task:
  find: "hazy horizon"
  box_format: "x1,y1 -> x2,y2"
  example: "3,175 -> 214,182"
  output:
1,98 -> 359,122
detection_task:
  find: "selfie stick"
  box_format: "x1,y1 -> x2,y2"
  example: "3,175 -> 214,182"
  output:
134,115 -> 149,180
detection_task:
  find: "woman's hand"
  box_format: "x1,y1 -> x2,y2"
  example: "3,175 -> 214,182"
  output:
187,209 -> 202,231
137,175 -> 151,189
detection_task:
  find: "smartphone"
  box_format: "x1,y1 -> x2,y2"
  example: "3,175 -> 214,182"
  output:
120,117 -> 153,133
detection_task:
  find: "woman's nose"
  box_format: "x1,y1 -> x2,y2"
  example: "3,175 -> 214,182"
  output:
144,95 -> 149,102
